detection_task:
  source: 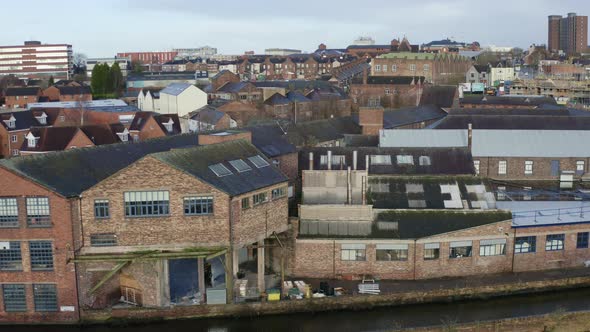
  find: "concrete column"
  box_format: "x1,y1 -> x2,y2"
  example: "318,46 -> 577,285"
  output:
257,240 -> 265,293
198,257 -> 205,303
232,248 -> 240,278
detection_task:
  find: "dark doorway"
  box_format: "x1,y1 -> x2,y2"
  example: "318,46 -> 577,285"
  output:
168,259 -> 199,304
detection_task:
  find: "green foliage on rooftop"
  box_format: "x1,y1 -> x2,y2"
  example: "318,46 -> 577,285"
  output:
376,210 -> 513,224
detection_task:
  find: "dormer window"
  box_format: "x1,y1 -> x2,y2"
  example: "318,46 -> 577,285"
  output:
163,118 -> 174,133
25,132 -> 38,148
35,112 -> 47,125
3,116 -> 16,129
116,128 -> 130,142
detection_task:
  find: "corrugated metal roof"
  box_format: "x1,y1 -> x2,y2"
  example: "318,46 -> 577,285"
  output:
472,130 -> 590,157
380,129 -> 590,158
379,129 -> 468,148
27,100 -> 128,109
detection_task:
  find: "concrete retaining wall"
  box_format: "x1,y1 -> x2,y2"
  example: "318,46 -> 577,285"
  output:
81,274 -> 590,324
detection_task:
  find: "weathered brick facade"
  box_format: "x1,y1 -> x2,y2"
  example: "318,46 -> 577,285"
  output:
513,223 -> 590,272
292,220 -> 515,280
358,107 -> 384,136
77,155 -> 289,308
0,167 -> 79,323
475,156 -> 589,180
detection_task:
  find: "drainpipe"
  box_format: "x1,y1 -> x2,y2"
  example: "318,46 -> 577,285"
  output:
333,240 -> 336,278
309,152 -> 314,171
413,239 -> 417,280
353,151 -> 358,171
327,150 -> 332,170
347,166 -> 352,205
74,196 -> 83,322
511,227 -> 517,273
226,197 -> 235,303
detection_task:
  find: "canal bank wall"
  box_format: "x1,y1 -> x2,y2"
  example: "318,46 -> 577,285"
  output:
80,271 -> 590,325
405,310 -> 590,332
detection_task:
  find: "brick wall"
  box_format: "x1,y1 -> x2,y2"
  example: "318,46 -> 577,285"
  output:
0,129 -> 27,158
43,87 -> 60,102
59,94 -> 92,102
137,117 -> 166,141
5,95 -> 39,109
292,220 -> 514,280
0,167 -> 79,323
231,183 -> 290,247
77,260 -> 165,309
65,130 -> 94,149
358,107 -> 384,136
80,156 -> 231,248
211,71 -> 240,92
349,84 -> 422,110
475,156 -> 590,180
513,223 -> 590,272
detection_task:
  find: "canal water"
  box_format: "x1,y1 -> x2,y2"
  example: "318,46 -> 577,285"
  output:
8,288 -> 590,332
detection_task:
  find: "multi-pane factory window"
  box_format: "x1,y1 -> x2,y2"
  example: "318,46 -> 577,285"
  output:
2,284 -> 27,312
33,284 -> 58,312
0,198 -> 18,228
26,197 -> 51,227
0,241 -> 22,271
90,234 -> 117,247
184,196 -> 213,215
124,191 -> 169,217
29,241 -> 53,271
94,199 -> 110,219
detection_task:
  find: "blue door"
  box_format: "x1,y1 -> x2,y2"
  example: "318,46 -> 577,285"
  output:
168,259 -> 199,303
551,160 -> 560,177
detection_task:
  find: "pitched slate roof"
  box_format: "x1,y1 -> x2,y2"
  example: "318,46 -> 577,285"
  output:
0,110 -> 46,131
461,96 -> 557,106
191,107 -> 226,125
217,82 -> 249,93
299,210 -> 512,240
80,125 -> 119,145
151,140 -> 288,196
473,65 -> 489,73
128,112 -> 154,131
160,83 -> 193,96
299,147 -> 474,175
0,134 -> 199,197
286,91 -> 310,103
5,87 -> 40,96
351,105 -> 447,129
245,124 -> 297,157
20,127 -> 82,152
431,113 -> 590,130
286,117 -> 361,146
264,93 -> 291,105
365,76 -> 426,85
154,114 -> 181,136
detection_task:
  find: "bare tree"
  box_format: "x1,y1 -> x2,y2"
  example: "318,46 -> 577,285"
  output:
73,53 -> 87,75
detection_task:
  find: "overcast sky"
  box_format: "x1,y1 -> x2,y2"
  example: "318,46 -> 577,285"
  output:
3,0 -> 589,57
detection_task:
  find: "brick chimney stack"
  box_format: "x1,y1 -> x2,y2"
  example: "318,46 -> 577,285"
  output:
359,106 -> 384,136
